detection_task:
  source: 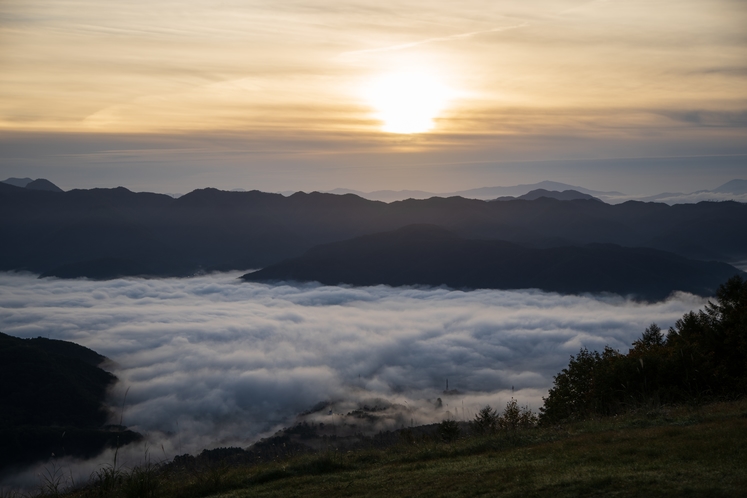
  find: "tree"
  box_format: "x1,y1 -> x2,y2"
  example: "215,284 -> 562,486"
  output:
470,406 -> 498,435
539,347 -> 623,424
540,276 -> 747,424
632,323 -> 665,350
498,398 -> 537,430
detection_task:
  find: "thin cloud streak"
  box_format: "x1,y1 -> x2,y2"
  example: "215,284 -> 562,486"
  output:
337,23 -> 529,60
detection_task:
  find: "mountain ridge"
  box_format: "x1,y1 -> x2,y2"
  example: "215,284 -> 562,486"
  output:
323,179 -> 747,204
2,184 -> 746,281
325,181 -> 619,202
243,224 -> 744,301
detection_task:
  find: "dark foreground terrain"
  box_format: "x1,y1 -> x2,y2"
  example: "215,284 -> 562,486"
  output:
15,400 -> 747,498
0,333 -> 141,475
193,401 -> 747,498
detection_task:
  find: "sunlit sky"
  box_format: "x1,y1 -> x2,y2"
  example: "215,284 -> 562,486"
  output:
1,0 -> 745,194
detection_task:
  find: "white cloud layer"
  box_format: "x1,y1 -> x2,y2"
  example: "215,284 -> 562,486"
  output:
0,272 -> 707,482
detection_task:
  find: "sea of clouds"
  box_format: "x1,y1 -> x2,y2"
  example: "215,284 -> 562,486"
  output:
0,271 -> 709,485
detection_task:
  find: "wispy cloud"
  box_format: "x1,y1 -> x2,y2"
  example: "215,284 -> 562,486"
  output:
337,23 -> 529,60
661,110 -> 747,128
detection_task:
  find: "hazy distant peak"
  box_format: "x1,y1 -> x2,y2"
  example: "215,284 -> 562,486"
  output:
1,177 -> 64,192
25,178 -> 63,192
516,189 -> 601,202
713,179 -> 747,194
1,177 -> 34,188
450,181 -> 622,199
326,188 -> 365,196
326,188 -> 438,202
632,180 -> 747,204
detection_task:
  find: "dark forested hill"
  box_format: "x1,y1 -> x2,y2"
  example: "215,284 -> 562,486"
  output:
0,333 -> 113,429
0,332 -> 141,473
1,183 -> 746,279
242,225 -> 744,301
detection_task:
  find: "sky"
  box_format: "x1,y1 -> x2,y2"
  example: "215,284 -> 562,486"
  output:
1,0 -> 746,194
0,271 -> 707,486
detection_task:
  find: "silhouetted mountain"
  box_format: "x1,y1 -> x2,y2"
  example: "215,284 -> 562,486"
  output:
243,225 -> 743,301
0,332 -> 141,473
25,178 -> 63,192
512,189 -> 599,201
1,185 -> 746,281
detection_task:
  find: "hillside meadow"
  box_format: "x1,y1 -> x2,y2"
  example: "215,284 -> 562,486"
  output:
15,399 -> 747,498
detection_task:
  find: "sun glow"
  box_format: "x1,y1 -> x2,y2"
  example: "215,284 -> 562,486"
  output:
365,72 -> 452,134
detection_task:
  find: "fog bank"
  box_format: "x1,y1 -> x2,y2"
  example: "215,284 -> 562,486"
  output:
0,272 -> 706,476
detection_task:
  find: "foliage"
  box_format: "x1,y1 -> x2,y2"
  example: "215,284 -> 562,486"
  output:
471,400 -> 537,435
436,419 -> 460,443
540,276 -> 747,424
497,398 -> 538,430
470,406 -> 498,435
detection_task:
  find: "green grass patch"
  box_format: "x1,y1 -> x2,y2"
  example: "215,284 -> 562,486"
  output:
26,399 -> 746,498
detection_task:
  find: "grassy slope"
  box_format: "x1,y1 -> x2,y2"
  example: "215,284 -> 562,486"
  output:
103,400 -> 746,498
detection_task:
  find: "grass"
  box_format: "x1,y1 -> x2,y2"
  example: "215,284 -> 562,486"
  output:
11,399 -> 747,497
214,403 -> 746,498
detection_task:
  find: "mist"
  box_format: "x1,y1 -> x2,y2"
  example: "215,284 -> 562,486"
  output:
0,271 -> 707,484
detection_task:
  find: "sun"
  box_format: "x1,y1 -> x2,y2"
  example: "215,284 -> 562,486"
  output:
364,71 -> 452,134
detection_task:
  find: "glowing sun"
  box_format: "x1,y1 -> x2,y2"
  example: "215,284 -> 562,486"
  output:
365,72 -> 452,134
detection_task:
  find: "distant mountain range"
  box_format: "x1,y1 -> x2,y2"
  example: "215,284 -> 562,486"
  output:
631,179 -> 747,204
1,179 -> 746,298
495,189 -> 600,202
4,177 -> 745,204
243,225 -> 743,301
324,179 -> 747,204
325,180 -> 618,202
